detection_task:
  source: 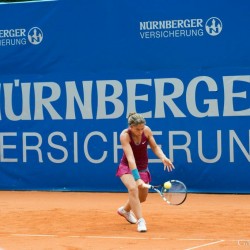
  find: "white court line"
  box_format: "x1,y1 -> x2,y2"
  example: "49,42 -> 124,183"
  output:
7,234 -> 165,240
184,240 -> 225,250
1,234 -> 245,242
85,235 -> 177,240
11,234 -> 56,237
3,233 -> 249,248
85,235 -> 148,240
179,238 -> 219,241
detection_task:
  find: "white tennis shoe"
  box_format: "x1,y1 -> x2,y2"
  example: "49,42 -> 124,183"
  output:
117,206 -> 137,224
137,218 -> 147,232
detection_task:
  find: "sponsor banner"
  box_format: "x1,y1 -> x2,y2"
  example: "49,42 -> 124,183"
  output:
0,0 -> 249,192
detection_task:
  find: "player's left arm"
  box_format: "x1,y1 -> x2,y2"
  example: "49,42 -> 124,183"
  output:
145,126 -> 175,172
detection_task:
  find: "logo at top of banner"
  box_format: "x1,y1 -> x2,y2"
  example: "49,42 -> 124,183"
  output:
205,17 -> 223,36
139,16 -> 223,39
28,27 -> 43,45
0,26 -> 43,47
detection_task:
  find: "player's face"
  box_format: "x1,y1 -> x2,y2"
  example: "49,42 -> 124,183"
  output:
130,123 -> 145,137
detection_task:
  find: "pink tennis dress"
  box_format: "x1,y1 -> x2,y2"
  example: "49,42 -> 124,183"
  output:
116,129 -> 151,183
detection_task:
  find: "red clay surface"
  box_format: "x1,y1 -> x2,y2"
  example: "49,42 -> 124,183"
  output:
0,191 -> 249,250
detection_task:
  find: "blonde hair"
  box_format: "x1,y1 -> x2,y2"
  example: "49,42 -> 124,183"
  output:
128,112 -> 146,126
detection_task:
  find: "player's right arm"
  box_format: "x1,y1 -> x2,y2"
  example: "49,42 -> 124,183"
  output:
120,129 -> 136,170
120,130 -> 144,187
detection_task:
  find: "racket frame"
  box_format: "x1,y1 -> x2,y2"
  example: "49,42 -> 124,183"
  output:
143,180 -> 187,205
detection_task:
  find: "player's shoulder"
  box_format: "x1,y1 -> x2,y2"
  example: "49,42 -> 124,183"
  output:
120,128 -> 129,134
120,128 -> 130,139
144,125 -> 153,137
144,125 -> 152,133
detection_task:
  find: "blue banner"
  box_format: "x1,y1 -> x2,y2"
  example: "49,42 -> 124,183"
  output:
0,0 -> 249,193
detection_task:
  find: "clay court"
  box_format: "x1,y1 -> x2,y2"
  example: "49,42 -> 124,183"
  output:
0,191 -> 249,250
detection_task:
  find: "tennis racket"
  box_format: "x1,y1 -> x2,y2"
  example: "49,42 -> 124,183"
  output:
143,180 -> 187,205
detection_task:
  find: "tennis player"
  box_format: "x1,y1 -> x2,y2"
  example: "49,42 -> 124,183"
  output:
116,112 -> 174,232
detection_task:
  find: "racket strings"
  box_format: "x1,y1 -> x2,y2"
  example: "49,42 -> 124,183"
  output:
162,182 -> 187,205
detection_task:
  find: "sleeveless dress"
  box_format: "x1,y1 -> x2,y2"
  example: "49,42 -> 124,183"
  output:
116,129 -> 151,183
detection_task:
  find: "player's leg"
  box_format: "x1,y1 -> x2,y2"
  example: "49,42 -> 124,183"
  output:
121,181 -> 149,210
119,174 -> 147,232
138,171 -> 150,203
120,174 -> 143,220
138,186 -> 149,203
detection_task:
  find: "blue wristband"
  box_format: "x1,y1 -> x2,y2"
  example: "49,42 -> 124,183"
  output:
131,169 -> 140,181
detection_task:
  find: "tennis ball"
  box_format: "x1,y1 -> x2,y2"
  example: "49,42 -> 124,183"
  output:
164,181 -> 172,189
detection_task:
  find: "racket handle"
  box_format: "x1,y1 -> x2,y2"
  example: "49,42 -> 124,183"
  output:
142,183 -> 152,189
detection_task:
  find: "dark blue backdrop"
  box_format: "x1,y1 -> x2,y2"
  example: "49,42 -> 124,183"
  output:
0,0 -> 249,193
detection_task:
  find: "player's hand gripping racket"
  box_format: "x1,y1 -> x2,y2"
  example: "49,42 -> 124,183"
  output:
143,180 -> 187,205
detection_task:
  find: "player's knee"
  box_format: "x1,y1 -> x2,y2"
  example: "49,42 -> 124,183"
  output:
128,184 -> 138,195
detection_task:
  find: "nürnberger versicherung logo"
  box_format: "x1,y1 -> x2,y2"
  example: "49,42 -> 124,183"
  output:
139,17 -> 223,39
0,26 -> 44,47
